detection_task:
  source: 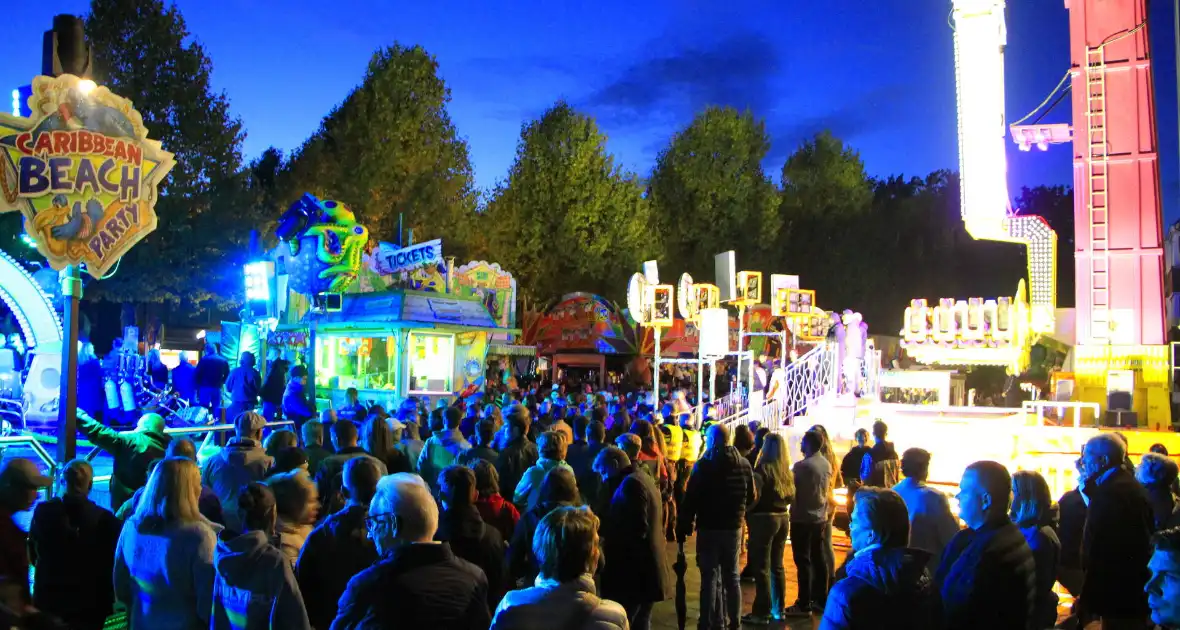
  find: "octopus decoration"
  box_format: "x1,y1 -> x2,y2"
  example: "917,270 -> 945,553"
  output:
277,193 -> 369,295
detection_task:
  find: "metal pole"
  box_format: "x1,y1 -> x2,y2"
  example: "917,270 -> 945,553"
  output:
696,355 -> 704,415
56,265 -> 82,463
736,304 -> 745,412
653,326 -> 661,406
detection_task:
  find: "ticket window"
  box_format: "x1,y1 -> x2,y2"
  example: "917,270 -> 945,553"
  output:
316,336 -> 397,390
408,332 -> 454,394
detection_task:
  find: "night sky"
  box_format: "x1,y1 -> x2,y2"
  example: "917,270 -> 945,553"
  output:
4,1 -> 1179,222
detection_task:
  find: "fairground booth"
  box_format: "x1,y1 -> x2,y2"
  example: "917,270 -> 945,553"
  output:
258,194 -> 522,411
523,293 -> 638,390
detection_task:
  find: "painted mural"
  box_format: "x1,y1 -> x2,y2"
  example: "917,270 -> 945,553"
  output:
453,331 -> 489,398
529,293 -> 636,355
455,261 -> 517,329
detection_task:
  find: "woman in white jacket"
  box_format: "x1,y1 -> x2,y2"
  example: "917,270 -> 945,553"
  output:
492,505 -> 628,630
115,456 -> 220,630
211,482 -> 310,630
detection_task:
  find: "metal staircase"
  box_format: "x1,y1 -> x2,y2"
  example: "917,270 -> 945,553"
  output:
1085,45 -> 1111,344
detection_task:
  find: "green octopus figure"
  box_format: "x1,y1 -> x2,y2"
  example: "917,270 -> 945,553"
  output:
278,193 -> 370,294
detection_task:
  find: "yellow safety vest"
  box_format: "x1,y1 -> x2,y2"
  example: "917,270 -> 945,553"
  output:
662,423 -> 684,461
682,429 -> 703,463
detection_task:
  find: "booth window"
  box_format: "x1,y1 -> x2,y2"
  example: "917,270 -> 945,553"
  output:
409,332 -> 454,394
315,336 -> 397,391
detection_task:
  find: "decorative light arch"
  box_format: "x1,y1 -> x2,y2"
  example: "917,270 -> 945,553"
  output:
0,250 -> 62,351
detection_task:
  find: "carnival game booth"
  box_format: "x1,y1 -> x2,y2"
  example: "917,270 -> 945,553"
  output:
527,293 -> 637,390
308,290 -> 511,410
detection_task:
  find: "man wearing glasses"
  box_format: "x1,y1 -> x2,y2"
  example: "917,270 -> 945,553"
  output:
331,473 -> 491,629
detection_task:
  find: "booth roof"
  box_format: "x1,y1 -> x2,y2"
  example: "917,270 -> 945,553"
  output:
314,290 -> 517,334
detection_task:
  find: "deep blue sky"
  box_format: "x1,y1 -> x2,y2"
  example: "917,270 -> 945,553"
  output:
4,1 -> 1179,221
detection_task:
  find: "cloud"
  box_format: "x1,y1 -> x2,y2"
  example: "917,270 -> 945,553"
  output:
766,84 -> 912,162
584,32 -> 780,128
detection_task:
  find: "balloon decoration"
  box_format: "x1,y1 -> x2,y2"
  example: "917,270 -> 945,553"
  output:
277,193 -> 369,295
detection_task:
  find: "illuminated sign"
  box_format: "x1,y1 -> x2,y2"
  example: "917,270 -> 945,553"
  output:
0,75 -> 174,278
647,284 -> 674,327
372,238 -> 442,275
735,270 -> 762,304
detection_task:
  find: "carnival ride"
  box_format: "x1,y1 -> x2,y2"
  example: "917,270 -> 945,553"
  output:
0,249 -> 63,432
721,0 -> 1180,503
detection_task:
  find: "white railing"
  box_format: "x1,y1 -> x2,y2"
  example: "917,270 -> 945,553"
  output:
1022,400 -> 1101,428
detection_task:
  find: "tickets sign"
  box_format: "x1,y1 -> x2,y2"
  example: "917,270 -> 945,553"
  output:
0,75 -> 174,278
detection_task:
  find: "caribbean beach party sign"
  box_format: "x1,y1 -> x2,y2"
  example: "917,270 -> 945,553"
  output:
0,74 -> 175,278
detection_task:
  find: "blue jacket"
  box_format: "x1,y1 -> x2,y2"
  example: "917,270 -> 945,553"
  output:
820,546 -> 936,630
172,361 -> 197,402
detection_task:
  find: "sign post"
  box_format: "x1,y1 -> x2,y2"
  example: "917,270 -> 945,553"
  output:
0,16 -> 175,463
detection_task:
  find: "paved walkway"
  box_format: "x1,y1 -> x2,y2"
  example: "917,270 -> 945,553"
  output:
650,530 -> 851,630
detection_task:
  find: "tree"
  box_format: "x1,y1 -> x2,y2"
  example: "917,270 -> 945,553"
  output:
280,45 -> 478,258
85,0 -> 246,308
647,106 -> 780,278
481,102 -> 655,302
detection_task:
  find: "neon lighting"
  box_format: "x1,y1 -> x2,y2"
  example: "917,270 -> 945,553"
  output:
0,250 -> 62,351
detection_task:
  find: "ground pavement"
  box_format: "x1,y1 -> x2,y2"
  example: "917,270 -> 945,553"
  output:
650,530 -> 852,630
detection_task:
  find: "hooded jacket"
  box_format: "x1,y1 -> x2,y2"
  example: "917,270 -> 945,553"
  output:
203,438 -> 274,533
77,411 -> 171,513
820,546 -> 936,630
226,353 -> 262,405
512,458 -> 573,513
492,574 -> 627,630
495,437 -> 539,502
212,529 -> 310,630
418,430 -> 472,490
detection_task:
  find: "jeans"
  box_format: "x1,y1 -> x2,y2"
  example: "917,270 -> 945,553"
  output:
747,513 -> 789,616
696,528 -> 742,630
621,600 -> 654,630
790,520 -> 829,609
226,400 -> 255,425
261,401 -> 280,421
197,387 -> 223,420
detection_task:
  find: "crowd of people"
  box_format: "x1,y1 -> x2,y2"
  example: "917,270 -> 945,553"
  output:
0,372 -> 1177,629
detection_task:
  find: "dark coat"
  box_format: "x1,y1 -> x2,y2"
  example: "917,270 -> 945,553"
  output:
296,504 -> 378,630
77,412 -> 170,512
1080,467 -> 1155,619
195,353 -> 230,389
677,445 -> 755,538
315,447 -> 372,515
1145,484 -> 1180,531
934,520 -> 1036,630
330,542 -> 490,630
76,356 -> 105,418
495,437 -> 539,503
260,358 -> 289,405
1021,524 -> 1061,630
172,360 -> 197,402
601,467 -> 674,605
435,504 -> 507,608
820,546 -> 936,630
1056,488 -> 1086,570
566,441 -> 606,505
457,445 -> 500,469
28,495 -> 121,630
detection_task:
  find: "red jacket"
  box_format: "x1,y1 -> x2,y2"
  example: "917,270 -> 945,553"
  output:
476,493 -> 520,543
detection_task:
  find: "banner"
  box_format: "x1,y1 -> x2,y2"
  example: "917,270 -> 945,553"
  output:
0,75 -> 175,278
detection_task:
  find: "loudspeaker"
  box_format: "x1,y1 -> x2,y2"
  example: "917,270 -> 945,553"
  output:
1107,391 -> 1132,411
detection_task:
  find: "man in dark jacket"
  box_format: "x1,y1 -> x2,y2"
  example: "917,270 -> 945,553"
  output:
596,446 -> 672,630
315,420 -> 371,515
195,343 -> 230,421
297,456 -> 382,630
935,460 -> 1035,630
259,349 -> 289,421
677,423 -> 755,630
225,351 -> 262,423
495,405 -> 539,503
821,487 -> 936,629
567,420 -> 607,506
76,409 -> 170,512
436,465 -> 506,609
457,418 -> 500,469
171,351 -> 197,405
332,473 -> 490,629
860,420 -> 899,488
1078,434 -> 1155,627
28,460 -> 120,630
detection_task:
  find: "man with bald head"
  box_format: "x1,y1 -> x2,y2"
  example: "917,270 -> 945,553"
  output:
29,459 -> 120,630
76,409 -> 170,512
677,423 -> 755,630
935,460 -> 1035,629
332,473 -> 490,628
1077,433 -> 1155,628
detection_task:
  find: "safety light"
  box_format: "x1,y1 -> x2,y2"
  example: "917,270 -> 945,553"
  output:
244,261 -> 275,318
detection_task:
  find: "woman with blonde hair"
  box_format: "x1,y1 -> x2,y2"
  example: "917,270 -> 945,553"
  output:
115,456 -> 220,629
1011,470 -> 1061,630
743,433 -> 796,624
266,469 -> 319,566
